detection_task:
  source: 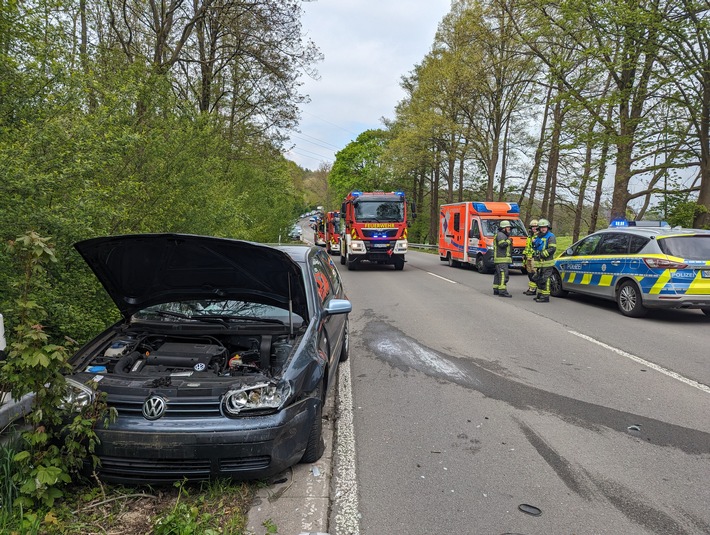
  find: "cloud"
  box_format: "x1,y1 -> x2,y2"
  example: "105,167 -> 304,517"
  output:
286,0 -> 451,169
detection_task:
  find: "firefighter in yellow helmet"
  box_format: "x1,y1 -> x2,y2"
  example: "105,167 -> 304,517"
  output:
532,218 -> 556,303
493,220 -> 513,297
522,219 -> 539,295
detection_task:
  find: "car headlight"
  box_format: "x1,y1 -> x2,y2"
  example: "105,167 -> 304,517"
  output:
222,381 -> 292,416
60,378 -> 95,411
394,239 -> 408,253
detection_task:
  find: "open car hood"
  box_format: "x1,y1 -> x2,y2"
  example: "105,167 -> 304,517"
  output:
74,234 -> 308,320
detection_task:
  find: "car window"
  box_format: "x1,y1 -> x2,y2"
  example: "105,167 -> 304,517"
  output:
596,233 -> 630,255
320,252 -> 343,295
311,255 -> 335,304
573,234 -> 603,255
657,235 -> 710,260
471,220 -> 480,238
629,234 -> 649,254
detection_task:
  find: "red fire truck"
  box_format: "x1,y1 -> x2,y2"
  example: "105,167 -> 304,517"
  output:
340,190 -> 413,271
324,211 -> 341,255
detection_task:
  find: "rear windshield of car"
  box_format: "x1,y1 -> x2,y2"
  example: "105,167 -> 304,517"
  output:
657,235 -> 710,260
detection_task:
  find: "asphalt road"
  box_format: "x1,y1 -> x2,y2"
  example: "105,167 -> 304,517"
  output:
331,250 -> 710,535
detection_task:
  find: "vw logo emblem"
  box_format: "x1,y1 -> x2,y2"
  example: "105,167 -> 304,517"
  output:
194,362 -> 206,371
142,396 -> 166,420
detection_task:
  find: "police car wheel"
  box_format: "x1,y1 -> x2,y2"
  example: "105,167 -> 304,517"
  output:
550,269 -> 568,298
617,280 -> 648,318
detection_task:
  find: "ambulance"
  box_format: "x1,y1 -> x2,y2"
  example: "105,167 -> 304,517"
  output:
438,201 -> 528,273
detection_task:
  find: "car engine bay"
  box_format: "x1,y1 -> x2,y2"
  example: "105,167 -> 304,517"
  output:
80,331 -> 296,379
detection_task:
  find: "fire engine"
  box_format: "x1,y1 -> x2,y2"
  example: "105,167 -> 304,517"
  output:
325,211 -> 341,255
313,214 -> 326,247
438,201 -> 528,273
340,190 -> 413,271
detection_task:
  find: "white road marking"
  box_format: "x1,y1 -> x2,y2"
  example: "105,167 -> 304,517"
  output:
427,272 -> 457,284
332,360 -> 361,535
569,330 -> 710,395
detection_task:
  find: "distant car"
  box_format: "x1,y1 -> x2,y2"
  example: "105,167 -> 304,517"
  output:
288,224 -> 302,241
551,224 -> 710,317
64,234 -> 351,483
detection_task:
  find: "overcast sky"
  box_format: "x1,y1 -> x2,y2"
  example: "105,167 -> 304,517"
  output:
284,0 -> 452,170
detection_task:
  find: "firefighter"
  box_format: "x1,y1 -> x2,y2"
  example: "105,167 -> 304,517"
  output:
533,218 -> 556,303
493,220 -> 513,298
522,219 -> 539,295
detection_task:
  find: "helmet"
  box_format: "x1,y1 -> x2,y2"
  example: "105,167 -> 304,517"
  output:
529,219 -> 539,227
538,218 -> 550,227
499,220 -> 512,228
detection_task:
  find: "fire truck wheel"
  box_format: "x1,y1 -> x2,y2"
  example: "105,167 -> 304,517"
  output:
394,257 -> 405,271
340,253 -> 346,265
347,255 -> 358,271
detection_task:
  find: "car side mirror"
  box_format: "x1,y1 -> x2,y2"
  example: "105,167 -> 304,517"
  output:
324,299 -> 352,316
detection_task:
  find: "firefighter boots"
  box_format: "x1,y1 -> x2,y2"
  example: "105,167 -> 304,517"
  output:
523,289 -> 537,296
498,290 -> 512,298
534,295 -> 549,303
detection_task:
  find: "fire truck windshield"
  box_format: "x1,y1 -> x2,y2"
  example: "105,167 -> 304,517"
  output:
354,200 -> 404,222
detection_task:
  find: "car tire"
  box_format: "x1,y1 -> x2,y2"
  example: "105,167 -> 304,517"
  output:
394,258 -> 405,271
550,269 -> 568,297
617,280 -> 648,317
300,384 -> 325,463
447,255 -> 459,268
340,252 -> 346,265
339,319 -> 349,362
476,255 -> 489,274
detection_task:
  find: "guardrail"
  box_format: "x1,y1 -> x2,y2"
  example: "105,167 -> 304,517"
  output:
409,243 -> 438,250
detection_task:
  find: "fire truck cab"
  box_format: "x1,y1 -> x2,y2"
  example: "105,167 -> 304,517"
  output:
340,190 -> 412,271
439,201 -> 528,273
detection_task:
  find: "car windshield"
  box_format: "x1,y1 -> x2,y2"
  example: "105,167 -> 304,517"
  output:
657,235 -> 710,260
482,219 -> 527,237
134,300 -> 303,324
354,200 -> 404,222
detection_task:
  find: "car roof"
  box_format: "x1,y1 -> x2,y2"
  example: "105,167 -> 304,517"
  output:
275,244 -> 318,264
592,227 -> 710,239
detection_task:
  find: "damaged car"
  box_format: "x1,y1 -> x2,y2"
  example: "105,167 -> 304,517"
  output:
65,234 -> 351,484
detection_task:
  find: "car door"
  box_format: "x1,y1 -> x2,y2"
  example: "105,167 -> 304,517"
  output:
587,232 -> 631,298
311,252 -> 346,370
557,233 -> 603,294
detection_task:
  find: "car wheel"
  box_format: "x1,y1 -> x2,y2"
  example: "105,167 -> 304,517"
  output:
300,383 -> 325,463
394,257 -> 405,271
617,280 -> 648,317
476,255 -> 489,274
448,255 -> 459,268
340,252 -> 346,265
550,269 -> 568,297
339,319 -> 349,362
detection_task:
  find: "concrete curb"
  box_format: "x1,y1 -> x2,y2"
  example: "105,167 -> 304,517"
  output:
245,384 -> 336,535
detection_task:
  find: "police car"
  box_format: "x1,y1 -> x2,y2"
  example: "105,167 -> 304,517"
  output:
550,221 -> 710,317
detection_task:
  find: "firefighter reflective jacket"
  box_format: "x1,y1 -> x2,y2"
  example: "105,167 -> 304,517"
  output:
533,230 -> 557,267
493,230 -> 512,264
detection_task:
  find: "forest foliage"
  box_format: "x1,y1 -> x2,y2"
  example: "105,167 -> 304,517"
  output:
0,0 -> 318,343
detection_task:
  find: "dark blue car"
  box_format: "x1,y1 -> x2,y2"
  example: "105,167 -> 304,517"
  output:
64,234 -> 351,484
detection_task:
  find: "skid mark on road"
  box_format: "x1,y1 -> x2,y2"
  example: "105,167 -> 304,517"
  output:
360,319 -> 710,456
